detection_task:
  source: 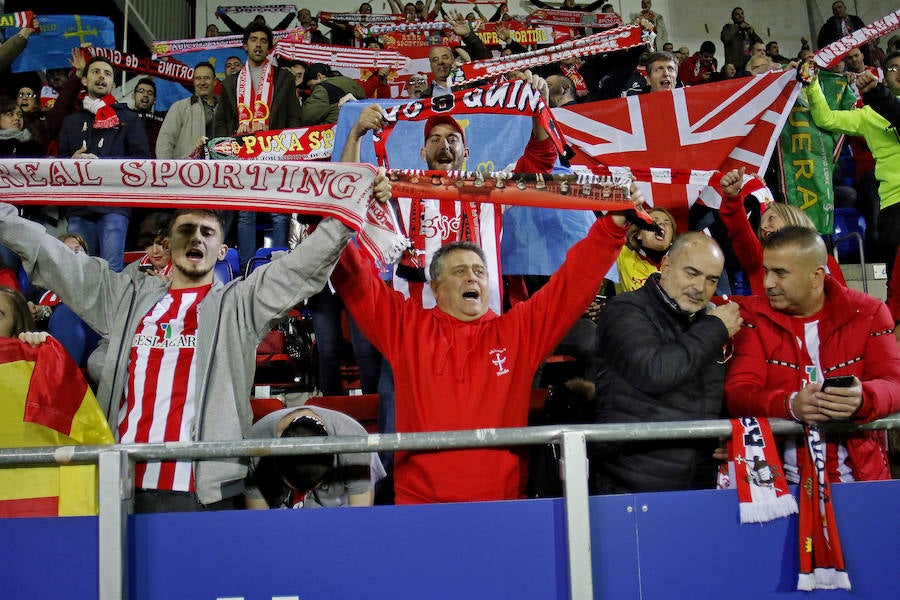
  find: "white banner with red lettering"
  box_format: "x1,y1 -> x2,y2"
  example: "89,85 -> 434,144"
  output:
814,9 -> 900,68
0,159 -> 406,267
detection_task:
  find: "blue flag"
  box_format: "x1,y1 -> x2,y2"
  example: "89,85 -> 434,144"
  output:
6,15 -> 115,73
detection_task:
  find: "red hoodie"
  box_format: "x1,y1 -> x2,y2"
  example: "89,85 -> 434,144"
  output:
332,217 -> 627,503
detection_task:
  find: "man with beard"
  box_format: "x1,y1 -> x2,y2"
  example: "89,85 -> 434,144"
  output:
57,56 -> 150,272
131,78 -> 166,158
0,173 -> 392,512
591,225 -> 743,494
214,23 -> 300,268
720,6 -> 762,70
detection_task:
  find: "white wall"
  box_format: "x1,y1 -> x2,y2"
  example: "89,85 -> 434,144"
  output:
194,0 -> 899,63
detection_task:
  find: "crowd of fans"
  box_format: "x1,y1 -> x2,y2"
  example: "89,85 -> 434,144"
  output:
0,1 -> 899,512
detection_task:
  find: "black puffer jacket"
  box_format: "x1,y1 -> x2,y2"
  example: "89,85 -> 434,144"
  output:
590,273 -> 729,494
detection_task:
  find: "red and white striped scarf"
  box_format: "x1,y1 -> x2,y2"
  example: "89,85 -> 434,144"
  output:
719,417 -> 797,523
797,426 -> 851,590
82,94 -> 120,130
273,40 -> 408,70
236,58 -> 276,134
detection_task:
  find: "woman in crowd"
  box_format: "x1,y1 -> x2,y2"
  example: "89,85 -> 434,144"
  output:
719,188 -> 846,293
0,97 -> 42,158
0,285 -> 48,346
130,212 -> 173,280
615,206 -> 676,292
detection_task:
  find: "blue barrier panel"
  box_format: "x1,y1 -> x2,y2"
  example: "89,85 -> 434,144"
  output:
629,480 -> 899,600
130,498 -> 570,600
1,481 -> 897,599
0,515 -> 97,599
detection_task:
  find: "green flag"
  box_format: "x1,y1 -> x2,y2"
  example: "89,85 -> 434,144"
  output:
777,70 -> 857,234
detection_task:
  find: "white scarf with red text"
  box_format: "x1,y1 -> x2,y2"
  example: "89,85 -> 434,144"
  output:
236,58 -> 275,134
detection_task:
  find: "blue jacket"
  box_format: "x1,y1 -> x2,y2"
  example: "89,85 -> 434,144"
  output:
57,103 -> 150,217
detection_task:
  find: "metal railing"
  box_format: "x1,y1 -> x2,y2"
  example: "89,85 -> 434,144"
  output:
1,414 -> 898,600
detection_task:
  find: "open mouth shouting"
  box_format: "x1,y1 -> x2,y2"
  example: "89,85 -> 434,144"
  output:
185,247 -> 205,263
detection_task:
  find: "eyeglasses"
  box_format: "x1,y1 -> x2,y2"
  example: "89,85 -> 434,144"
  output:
887,65 -> 900,73
17,92 -> 35,98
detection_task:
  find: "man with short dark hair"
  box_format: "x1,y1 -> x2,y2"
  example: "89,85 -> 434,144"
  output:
818,2 -> 868,63
214,23 -> 300,136
766,41 -> 789,65
0,175 -> 391,511
720,6 -> 762,69
215,23 -> 300,267
157,62 -> 219,159
57,56 -> 150,272
680,40 -> 719,85
132,77 -> 165,158
224,56 -> 243,77
299,63 -> 365,126
331,176 -> 642,504
726,225 -> 900,483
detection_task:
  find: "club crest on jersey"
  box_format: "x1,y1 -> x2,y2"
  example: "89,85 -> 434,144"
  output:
489,348 -> 509,376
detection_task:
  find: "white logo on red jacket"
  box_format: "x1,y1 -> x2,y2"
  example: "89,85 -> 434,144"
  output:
489,348 -> 509,376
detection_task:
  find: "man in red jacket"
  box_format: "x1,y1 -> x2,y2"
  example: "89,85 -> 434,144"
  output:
725,226 -> 900,483
332,180 -> 643,504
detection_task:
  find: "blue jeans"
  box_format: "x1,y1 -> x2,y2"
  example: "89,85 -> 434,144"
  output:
67,213 -> 129,272
307,289 -> 382,396
237,211 -> 289,270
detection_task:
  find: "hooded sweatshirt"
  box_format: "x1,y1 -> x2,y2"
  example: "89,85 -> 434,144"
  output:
332,216 -> 627,503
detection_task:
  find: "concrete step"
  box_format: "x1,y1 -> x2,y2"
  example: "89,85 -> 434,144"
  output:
838,261 -> 888,299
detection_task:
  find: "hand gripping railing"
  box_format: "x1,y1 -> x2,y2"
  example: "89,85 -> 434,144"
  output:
1,414 -> 898,600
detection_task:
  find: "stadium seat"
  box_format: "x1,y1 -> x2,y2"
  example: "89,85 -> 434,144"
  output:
245,247 -> 290,277
832,207 -> 866,262
214,248 -> 240,283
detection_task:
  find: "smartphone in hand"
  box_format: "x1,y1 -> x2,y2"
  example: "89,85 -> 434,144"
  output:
822,375 -> 855,391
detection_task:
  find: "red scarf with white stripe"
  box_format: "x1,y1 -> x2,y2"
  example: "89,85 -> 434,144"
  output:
236,58 -> 275,134
796,426 -> 851,590
82,94 -> 120,130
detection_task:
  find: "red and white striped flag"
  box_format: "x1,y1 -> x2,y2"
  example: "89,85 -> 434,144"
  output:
554,70 -> 800,229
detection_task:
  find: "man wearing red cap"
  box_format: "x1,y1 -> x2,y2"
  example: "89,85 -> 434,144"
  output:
343,72 -> 558,315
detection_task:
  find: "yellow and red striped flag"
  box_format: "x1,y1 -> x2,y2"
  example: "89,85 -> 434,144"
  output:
0,337 -> 113,518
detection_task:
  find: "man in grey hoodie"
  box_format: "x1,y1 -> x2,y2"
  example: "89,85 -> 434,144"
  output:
0,175 -> 390,512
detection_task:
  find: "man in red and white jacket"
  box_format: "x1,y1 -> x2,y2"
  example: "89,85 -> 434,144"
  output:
725,226 -> 900,483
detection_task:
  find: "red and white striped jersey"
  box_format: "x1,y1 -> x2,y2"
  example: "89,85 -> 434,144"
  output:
118,284 -> 211,492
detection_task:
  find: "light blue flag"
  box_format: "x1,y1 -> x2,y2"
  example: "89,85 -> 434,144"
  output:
332,99 -> 591,275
